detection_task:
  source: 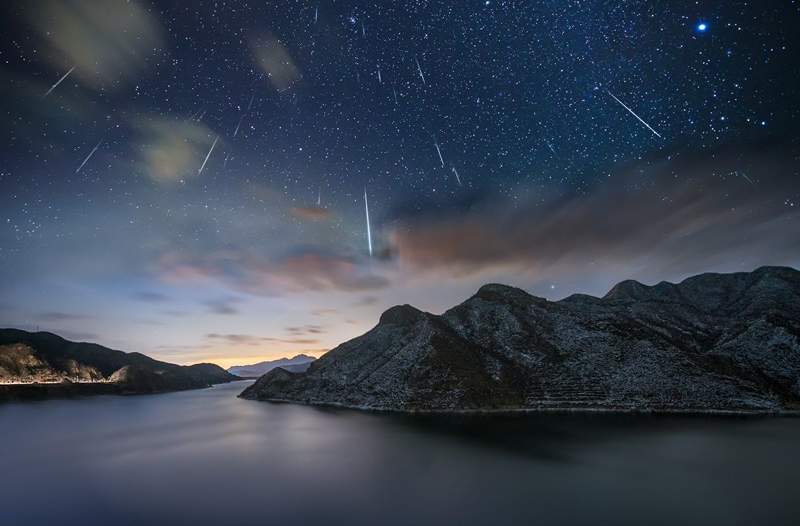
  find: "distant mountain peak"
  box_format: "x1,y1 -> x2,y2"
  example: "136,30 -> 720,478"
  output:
378,304 -> 428,326
473,283 -> 538,305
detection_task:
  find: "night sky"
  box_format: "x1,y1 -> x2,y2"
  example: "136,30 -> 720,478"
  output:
1,1 -> 798,367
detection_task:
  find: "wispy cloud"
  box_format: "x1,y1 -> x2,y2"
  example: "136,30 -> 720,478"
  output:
38,311 -> 91,322
251,34 -> 301,91
204,297 -> 243,315
157,247 -> 389,295
388,146 -> 800,283
25,0 -> 164,91
134,291 -> 171,303
131,116 -> 218,183
206,333 -> 321,346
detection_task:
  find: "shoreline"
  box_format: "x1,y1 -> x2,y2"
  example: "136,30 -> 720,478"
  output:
248,397 -> 800,417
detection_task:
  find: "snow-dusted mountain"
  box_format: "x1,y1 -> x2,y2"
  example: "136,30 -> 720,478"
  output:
228,354 -> 316,378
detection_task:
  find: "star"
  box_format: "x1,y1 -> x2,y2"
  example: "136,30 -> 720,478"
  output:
696,22 -> 709,33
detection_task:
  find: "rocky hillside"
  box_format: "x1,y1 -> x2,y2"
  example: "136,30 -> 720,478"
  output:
228,354 -> 316,378
0,329 -> 238,401
241,266 -> 800,413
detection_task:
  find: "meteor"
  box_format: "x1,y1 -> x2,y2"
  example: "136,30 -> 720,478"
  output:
451,165 -> 462,186
75,139 -> 103,174
198,136 -> 219,175
392,87 -> 398,105
43,66 -> 75,98
233,114 -> 245,137
314,6 -> 318,24
434,142 -> 444,168
377,66 -> 382,84
606,90 -> 662,139
364,187 -> 373,257
415,57 -> 426,85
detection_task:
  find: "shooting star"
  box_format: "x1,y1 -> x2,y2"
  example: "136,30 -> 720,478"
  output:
233,114 -> 245,137
451,165 -> 463,186
545,140 -> 557,155
246,94 -> 255,111
361,21 -> 366,38
377,66 -> 382,84
606,90 -> 662,139
736,170 -> 755,185
198,136 -> 219,175
364,187 -> 373,257
392,86 -> 398,105
75,139 -> 103,174
415,57 -> 426,85
43,66 -> 75,98
314,6 -> 318,24
317,186 -> 321,206
434,142 -> 445,168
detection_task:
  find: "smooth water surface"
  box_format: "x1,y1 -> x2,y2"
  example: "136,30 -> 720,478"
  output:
1,381 -> 799,526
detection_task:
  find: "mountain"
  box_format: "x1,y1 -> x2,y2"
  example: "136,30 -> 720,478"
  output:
0,329 -> 238,401
228,354 -> 316,378
240,266 -> 800,413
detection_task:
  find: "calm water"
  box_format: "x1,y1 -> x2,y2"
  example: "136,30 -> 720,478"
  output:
1,381 -> 799,526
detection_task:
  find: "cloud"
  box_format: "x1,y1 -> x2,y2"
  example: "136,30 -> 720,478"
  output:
131,116 -> 218,183
285,324 -> 325,336
291,206 -> 333,221
157,247 -> 390,295
387,145 -> 800,281
251,34 -> 301,91
205,333 -> 321,346
26,0 -> 164,91
134,291 -> 171,302
204,297 -> 243,315
38,311 -> 90,322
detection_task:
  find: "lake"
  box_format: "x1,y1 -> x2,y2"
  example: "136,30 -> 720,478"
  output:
1,380 -> 799,526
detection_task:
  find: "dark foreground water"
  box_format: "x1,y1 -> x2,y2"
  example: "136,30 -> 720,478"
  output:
2,381 -> 799,526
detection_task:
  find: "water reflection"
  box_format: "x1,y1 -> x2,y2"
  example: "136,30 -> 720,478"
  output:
1,381 -> 798,526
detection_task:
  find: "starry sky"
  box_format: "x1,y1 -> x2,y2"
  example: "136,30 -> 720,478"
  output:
1,1 -> 798,367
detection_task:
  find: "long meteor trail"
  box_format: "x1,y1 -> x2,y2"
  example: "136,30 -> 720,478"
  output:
434,142 -> 445,168
451,165 -> 462,186
75,139 -> 103,173
44,66 -> 75,98
364,187 -> 373,257
415,57 -> 426,85
198,136 -> 219,175
607,90 -> 662,139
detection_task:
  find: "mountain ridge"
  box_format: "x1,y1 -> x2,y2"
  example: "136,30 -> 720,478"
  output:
241,266 -> 800,413
227,354 -> 316,378
0,329 -> 238,401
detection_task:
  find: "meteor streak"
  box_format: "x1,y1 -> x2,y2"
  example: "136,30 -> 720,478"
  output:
606,90 -> 662,139
392,87 -> 398,105
451,165 -> 462,186
434,142 -> 444,168
233,114 -> 245,137
75,139 -> 103,174
377,66 -> 382,84
198,136 -> 219,175
415,57 -> 426,85
364,187 -> 373,257
43,66 -> 75,98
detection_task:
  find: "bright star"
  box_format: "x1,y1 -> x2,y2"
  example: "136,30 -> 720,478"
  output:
696,22 -> 708,33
